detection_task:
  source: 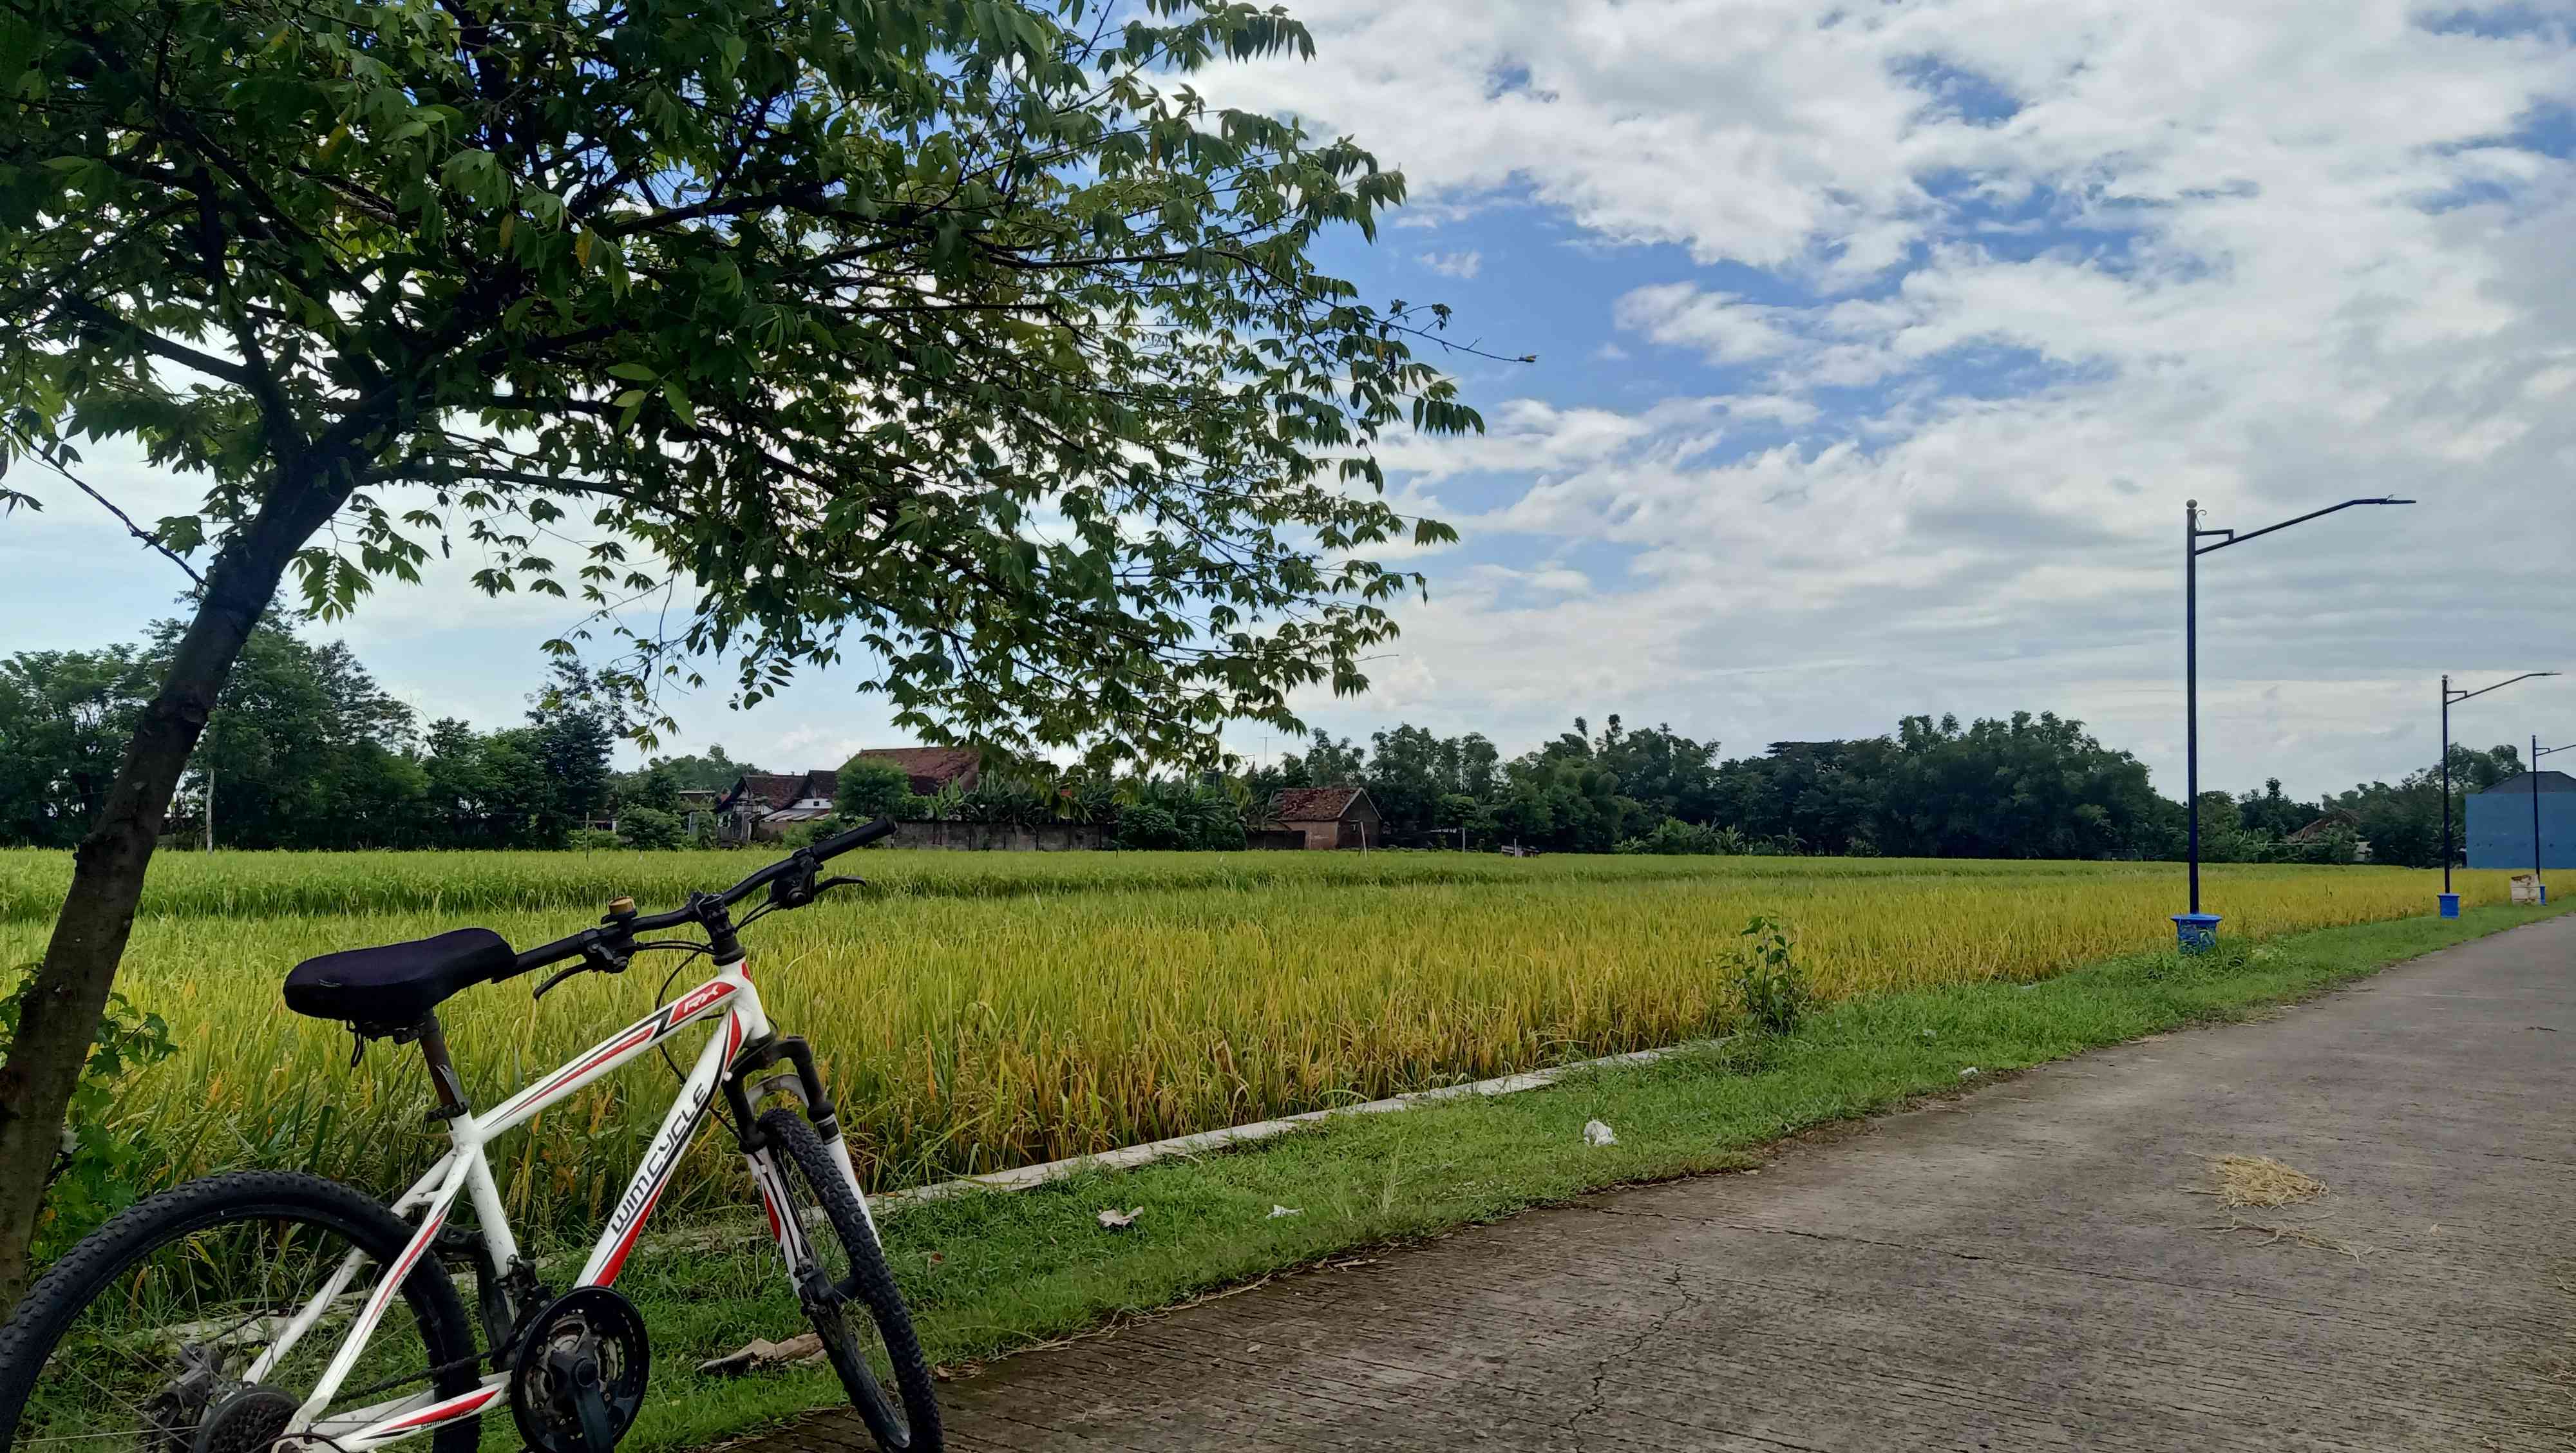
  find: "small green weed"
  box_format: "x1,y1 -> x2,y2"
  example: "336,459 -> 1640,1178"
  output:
1729,915 -> 1812,1036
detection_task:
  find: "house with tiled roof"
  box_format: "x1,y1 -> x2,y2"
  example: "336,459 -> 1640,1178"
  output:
1267,786 -> 1383,850
714,770 -> 838,844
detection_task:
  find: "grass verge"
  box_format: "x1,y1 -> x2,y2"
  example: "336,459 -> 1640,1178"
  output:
596,903 -> 2568,1452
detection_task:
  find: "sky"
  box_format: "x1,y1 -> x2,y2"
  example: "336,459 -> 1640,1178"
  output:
6,0 -> 2573,801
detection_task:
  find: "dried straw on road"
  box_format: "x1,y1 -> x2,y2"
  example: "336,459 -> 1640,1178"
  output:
2201,1154 -> 2327,1209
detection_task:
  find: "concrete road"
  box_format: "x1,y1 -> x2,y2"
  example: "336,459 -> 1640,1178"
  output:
761,917 -> 2576,1451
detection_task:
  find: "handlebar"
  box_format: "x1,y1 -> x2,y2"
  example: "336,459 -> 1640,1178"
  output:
802,816 -> 901,862
506,817 -> 897,978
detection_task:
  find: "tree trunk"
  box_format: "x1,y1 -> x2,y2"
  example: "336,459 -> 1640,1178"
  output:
0,470 -> 348,1314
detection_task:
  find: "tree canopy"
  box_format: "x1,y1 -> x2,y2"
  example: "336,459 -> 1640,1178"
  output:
0,0 -> 1486,1299
4,0 -> 1476,761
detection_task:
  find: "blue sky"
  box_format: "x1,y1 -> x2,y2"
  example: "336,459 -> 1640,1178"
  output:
8,0 -> 2575,799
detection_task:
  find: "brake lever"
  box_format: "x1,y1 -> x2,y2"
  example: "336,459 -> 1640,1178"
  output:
532,963 -> 581,1002
533,940 -> 630,1002
814,875 -> 866,895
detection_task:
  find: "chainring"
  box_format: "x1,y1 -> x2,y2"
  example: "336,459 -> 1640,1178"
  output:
508,1287 -> 651,1453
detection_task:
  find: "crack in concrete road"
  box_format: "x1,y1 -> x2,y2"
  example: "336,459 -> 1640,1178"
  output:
1557,1268 -> 1700,1453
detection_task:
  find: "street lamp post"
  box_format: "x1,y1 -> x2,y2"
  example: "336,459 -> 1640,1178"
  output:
2180,495 -> 2412,951
2532,736 -> 2571,906
2438,671 -> 2559,916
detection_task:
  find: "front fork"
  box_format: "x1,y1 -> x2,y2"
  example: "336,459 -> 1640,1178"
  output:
722,1034 -> 881,1267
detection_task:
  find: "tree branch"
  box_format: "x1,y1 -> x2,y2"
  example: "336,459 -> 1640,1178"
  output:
60,297 -> 260,390
5,429 -> 207,587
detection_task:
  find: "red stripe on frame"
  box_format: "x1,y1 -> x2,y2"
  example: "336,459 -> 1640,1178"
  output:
591,1175 -> 670,1287
363,1211 -> 442,1321
382,1383 -> 502,1432
544,1023 -> 654,1098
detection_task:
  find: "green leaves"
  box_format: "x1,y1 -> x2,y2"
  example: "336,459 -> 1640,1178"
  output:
4,0 -> 1491,769
1,971 -> 178,1261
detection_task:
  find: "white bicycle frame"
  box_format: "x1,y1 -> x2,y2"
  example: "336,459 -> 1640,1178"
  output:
242,953 -> 873,1449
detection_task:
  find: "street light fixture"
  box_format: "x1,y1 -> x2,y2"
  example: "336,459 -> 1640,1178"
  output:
2179,495 -> 2412,949
2438,671 -> 2559,916
2528,736 -> 2571,906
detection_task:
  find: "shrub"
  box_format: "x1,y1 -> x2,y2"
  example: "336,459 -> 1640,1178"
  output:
1111,803 -> 1182,850
1615,819 -> 1759,855
618,806 -> 687,850
1729,915 -> 1810,1036
837,759 -> 916,821
566,828 -> 623,850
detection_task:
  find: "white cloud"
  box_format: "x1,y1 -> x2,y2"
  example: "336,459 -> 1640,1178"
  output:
1417,248 -> 1483,278
1206,0 -> 2576,797
1614,283 -> 1799,361
18,3 -> 2576,797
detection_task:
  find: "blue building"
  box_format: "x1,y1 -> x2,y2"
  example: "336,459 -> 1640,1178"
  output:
2465,770 -> 2576,869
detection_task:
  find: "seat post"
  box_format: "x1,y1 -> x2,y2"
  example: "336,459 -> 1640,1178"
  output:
413,1011 -> 470,1122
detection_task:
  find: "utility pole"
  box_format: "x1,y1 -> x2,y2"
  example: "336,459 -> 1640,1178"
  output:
2534,736 -> 2572,906
2179,495 -> 2411,948
2439,671 -> 2557,915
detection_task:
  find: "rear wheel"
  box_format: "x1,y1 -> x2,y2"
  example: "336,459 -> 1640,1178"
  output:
757,1108 -> 939,1452
0,1171 -> 482,1453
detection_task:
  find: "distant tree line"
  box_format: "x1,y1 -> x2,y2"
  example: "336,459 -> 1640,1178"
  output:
0,622 -> 643,850
828,758 -> 1251,851
1240,713 -> 2524,868
0,625 -> 2526,864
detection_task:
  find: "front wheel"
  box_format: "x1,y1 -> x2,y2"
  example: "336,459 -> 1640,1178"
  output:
0,1170 -> 482,1453
756,1108 -> 940,1452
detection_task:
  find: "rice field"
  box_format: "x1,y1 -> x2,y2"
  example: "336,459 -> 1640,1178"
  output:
0,848 -> 2520,1246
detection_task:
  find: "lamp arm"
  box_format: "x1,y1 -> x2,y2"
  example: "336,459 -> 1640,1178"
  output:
2193,497 -> 2414,556
2447,672 -> 2561,705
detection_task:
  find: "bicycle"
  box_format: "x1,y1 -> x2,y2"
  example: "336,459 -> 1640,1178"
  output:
0,818 -> 940,1453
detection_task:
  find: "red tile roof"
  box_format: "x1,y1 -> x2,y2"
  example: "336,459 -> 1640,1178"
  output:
1271,786 -> 1369,822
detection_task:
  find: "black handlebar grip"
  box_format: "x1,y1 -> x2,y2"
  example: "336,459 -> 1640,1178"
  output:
809,816 -> 898,860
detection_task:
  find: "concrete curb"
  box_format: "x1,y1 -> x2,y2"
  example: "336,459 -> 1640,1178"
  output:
870,1036 -> 1727,1214
641,1036 -> 1726,1262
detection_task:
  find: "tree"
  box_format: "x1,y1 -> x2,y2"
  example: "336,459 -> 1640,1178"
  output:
836,759 -> 915,822
1591,716 -> 1721,825
2235,777 -> 2318,840
0,647 -> 152,848
1710,737 -> 1897,855
164,623 -> 424,849
520,663 -> 618,845
615,805 -> 685,851
2322,743 -> 2523,869
1360,723 -> 1498,842
1493,749 -> 1636,853
1295,732 -> 1370,788
0,625 -> 425,850
0,0 -> 1479,1298
1878,712 -> 2160,860
638,746 -> 752,795
631,766 -> 681,813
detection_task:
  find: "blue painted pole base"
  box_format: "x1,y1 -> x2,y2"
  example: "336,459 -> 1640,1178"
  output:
2172,912 -> 2222,952
2438,893 -> 2461,919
